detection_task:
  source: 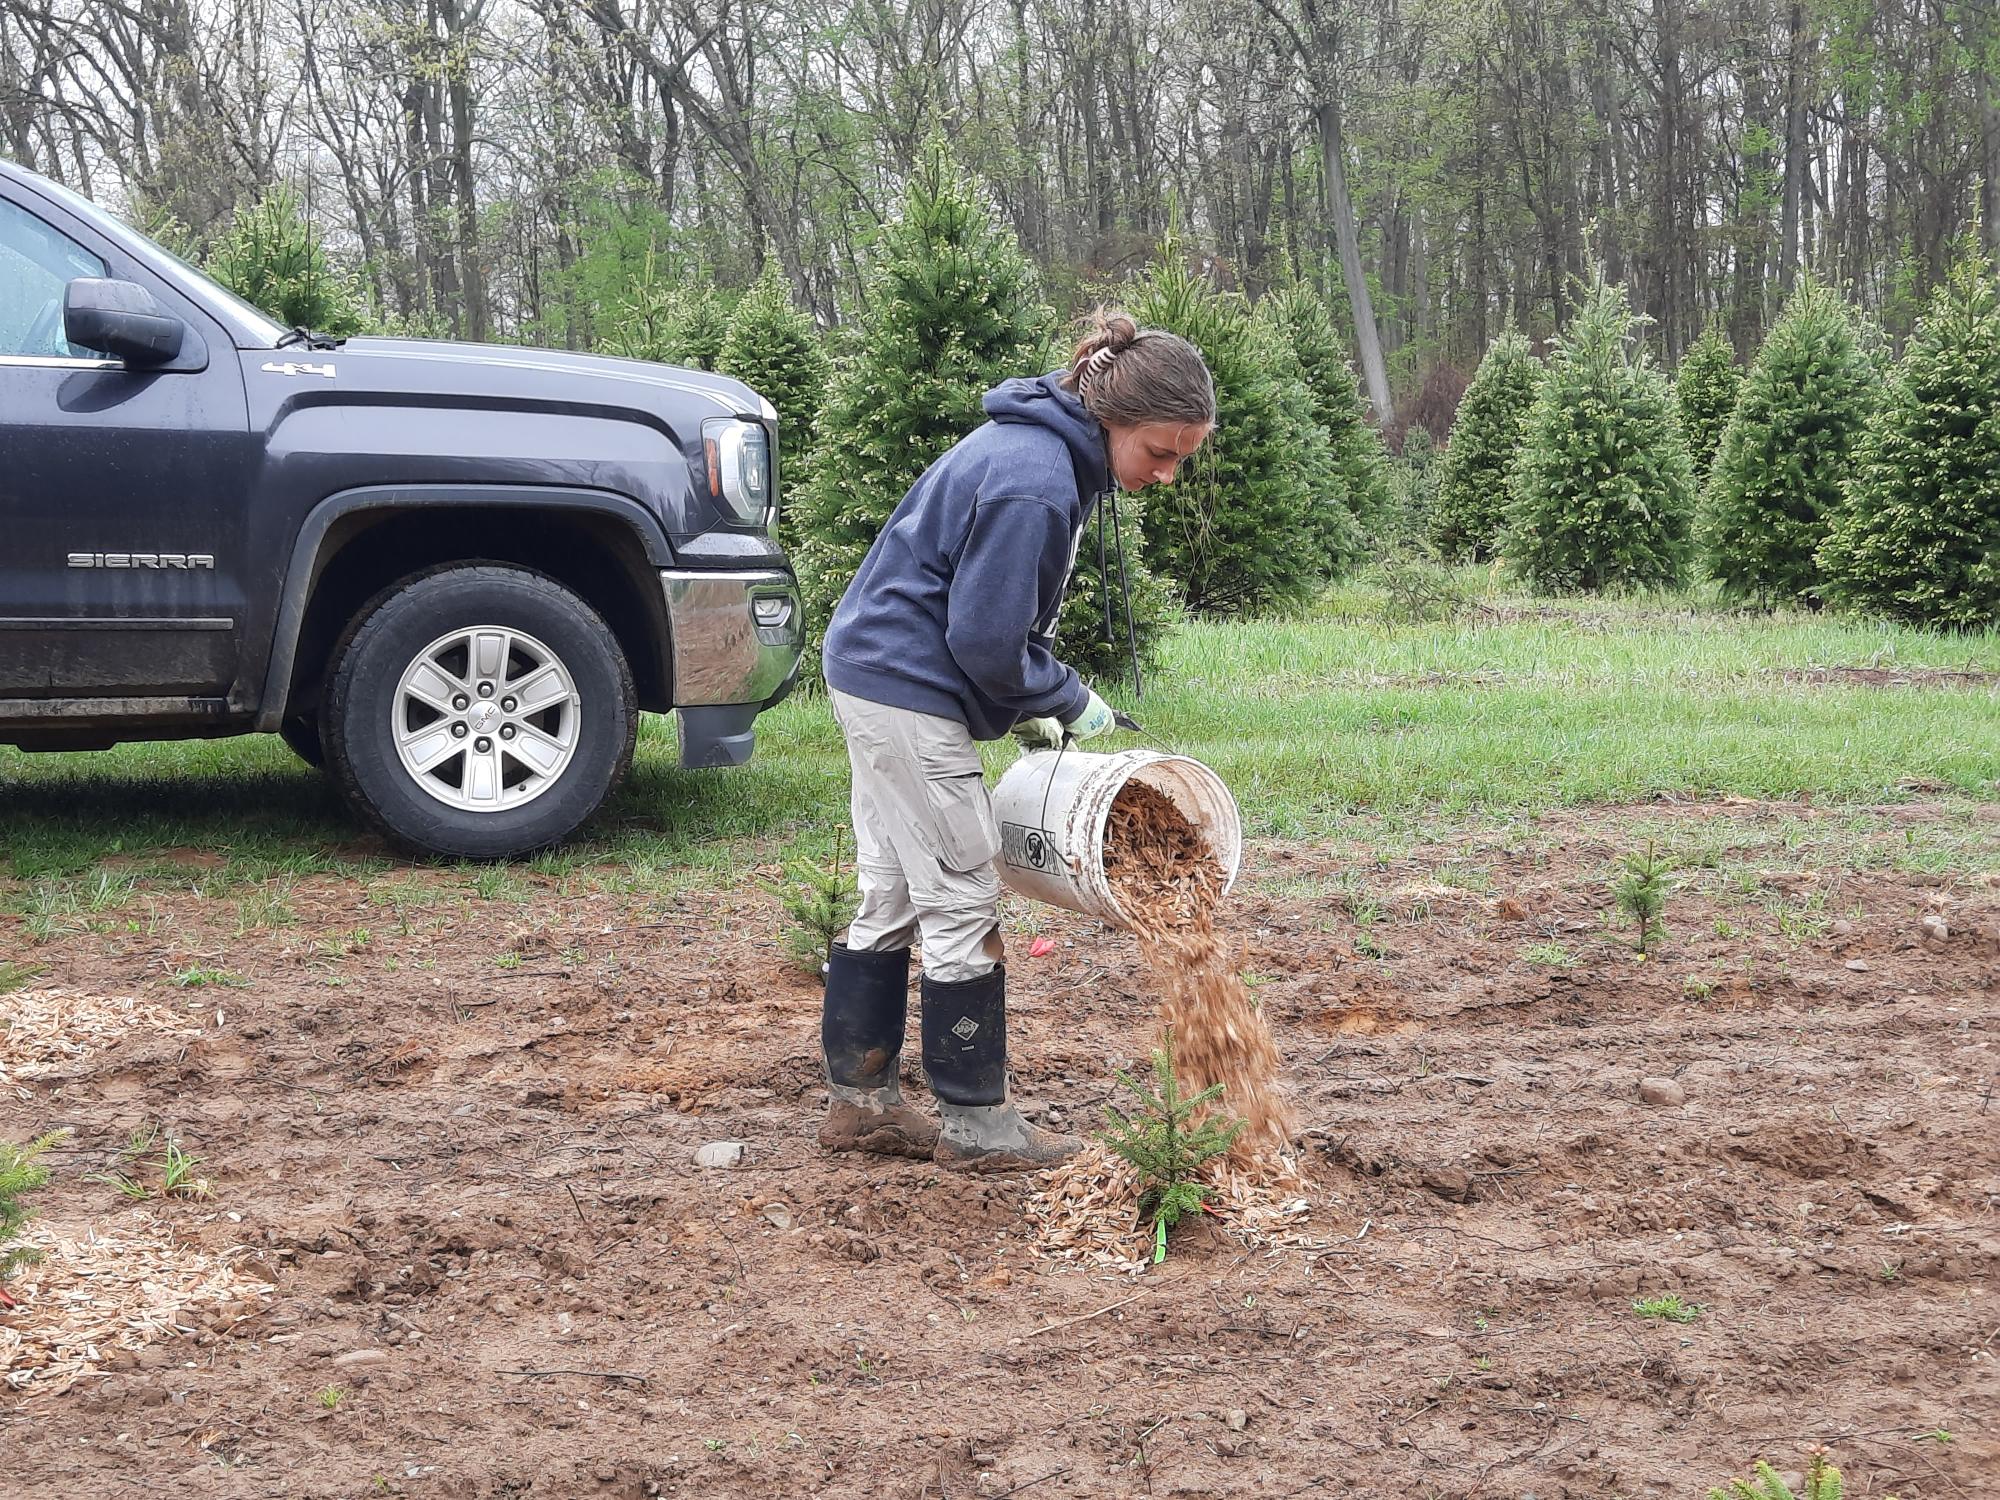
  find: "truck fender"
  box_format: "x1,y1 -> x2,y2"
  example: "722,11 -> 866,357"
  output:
255,483 -> 674,731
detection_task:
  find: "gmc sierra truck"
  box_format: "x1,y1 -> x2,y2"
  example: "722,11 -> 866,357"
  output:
0,159 -> 804,859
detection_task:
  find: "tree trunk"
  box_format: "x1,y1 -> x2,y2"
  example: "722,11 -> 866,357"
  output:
1653,0 -> 1685,358
441,0 -> 487,341
1981,62 -> 2000,254
1318,96 -> 1394,424
1780,0 -> 1807,289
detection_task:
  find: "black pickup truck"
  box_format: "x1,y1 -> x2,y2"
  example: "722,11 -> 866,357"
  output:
0,159 -> 804,858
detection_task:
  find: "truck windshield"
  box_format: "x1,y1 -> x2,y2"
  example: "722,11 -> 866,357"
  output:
20,171 -> 290,348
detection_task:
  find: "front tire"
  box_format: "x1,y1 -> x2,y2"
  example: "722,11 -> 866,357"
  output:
323,565 -> 637,859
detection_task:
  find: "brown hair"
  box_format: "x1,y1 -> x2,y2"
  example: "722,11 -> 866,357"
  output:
1061,307 -> 1216,430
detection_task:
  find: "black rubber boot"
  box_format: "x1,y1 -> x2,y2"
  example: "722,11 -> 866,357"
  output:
921,965 -> 1082,1172
819,943 -> 937,1159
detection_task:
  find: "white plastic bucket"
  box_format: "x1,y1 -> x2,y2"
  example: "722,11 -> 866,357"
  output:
991,747 -> 1242,929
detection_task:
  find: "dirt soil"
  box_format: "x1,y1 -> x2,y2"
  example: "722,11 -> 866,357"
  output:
3,801 -> 1996,1499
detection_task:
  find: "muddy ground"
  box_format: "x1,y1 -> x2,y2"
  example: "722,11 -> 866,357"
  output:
3,800 -> 1996,1499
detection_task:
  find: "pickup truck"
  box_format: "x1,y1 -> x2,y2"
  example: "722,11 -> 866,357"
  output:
0,159 -> 804,859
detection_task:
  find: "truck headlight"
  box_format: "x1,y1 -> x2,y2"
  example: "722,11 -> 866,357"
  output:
702,417 -> 772,526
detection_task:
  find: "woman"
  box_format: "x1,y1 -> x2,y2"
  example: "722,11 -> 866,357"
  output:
819,312 -> 1216,1171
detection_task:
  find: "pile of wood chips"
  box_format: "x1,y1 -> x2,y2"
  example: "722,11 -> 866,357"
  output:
1027,1145 -> 1327,1275
1027,778 -> 1333,1272
2,1211 -> 272,1395
1,986 -> 207,1093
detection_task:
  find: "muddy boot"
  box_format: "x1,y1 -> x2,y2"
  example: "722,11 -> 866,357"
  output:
921,965 -> 1082,1172
818,943 -> 939,1159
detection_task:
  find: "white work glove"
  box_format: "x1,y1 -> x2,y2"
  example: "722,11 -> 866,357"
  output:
1064,688 -> 1115,742
1013,714 -> 1066,751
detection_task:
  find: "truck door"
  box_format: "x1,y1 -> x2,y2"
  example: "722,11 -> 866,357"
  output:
0,189 -> 255,701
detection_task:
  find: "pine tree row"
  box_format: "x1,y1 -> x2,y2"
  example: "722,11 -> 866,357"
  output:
197,159 -> 1996,638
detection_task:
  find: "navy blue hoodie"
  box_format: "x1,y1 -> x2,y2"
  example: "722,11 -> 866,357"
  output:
823,372 -> 1108,740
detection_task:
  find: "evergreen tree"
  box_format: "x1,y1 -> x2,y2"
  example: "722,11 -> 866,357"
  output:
1819,246 -> 2000,629
790,145 -> 1051,656
1251,311 -> 1367,579
1505,275 -> 1696,593
601,245 -> 678,361
1700,276 -> 1876,604
719,259 -> 832,461
1127,239 -> 1325,614
1257,284 -> 1394,543
2,1130 -> 67,1286
601,251 -> 730,371
1675,320 -> 1743,480
205,189 -> 365,335
1432,330 -> 1543,560
668,283 -> 732,371
1391,426 -> 1444,543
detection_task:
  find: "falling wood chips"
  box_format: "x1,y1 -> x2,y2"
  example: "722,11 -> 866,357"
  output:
2,1210 -> 272,1395
0,987 -> 208,1092
1025,1145 -> 1336,1276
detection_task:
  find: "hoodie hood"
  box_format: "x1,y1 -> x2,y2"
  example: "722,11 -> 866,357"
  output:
983,372 -> 1111,498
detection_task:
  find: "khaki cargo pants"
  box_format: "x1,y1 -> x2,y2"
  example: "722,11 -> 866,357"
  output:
829,689 -> 1003,983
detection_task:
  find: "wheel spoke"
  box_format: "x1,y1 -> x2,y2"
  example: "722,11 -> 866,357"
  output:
463,745 -> 505,804
400,726 -> 460,776
405,661 -> 463,712
509,663 -> 571,713
508,722 -> 571,774
472,630 -> 510,682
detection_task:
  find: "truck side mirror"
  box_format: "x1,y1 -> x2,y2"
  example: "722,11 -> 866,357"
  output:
64,277 -> 186,367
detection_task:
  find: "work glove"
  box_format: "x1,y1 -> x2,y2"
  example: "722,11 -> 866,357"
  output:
1064,688 -> 1116,742
1013,715 -> 1066,751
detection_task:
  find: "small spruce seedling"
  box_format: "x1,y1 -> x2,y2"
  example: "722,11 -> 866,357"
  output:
2,1129 -> 71,1291
762,827 -> 861,976
1612,840 -> 1675,957
1707,1450 -> 1874,1500
1098,1032 -> 1245,1264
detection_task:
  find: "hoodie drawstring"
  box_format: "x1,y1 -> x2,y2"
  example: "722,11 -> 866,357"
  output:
1095,491 -> 1143,702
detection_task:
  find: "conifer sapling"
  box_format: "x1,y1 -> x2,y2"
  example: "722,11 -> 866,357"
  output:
1611,841 -> 1674,957
763,827 -> 861,976
1098,1032 -> 1245,1264
2,1129 -> 71,1298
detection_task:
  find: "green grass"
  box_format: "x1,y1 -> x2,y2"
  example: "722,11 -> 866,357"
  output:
1632,1292 -> 1704,1323
170,965 -> 247,989
1,583 -> 1994,883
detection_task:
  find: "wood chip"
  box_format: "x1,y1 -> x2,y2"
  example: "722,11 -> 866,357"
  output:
1,987 -> 207,1092
2,1209 -> 272,1396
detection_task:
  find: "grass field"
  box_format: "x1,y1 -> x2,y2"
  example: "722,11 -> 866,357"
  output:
3,578 -> 1994,900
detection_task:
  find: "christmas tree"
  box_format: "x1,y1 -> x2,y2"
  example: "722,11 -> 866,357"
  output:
1674,320 -> 1743,481
1432,331 -> 1543,560
790,144 -> 1051,657
1251,311 -> 1366,579
1700,276 -> 1876,605
1257,283 -> 1394,545
668,284 -> 731,371
1505,275 -> 1695,593
720,259 -> 832,466
1128,239 -> 1325,614
206,189 -> 365,335
1819,245 -> 2000,628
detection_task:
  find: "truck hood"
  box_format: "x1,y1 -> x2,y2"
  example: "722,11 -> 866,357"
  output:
320,338 -> 770,421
